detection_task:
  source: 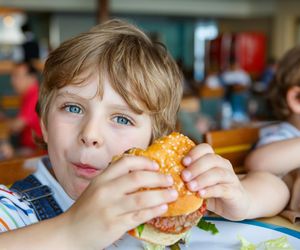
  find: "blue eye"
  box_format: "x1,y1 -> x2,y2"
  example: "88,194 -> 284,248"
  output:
65,105 -> 82,114
114,116 -> 132,125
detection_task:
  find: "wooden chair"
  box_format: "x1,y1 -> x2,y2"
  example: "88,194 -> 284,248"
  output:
0,159 -> 36,186
199,85 -> 225,98
0,121 -> 9,140
0,152 -> 45,186
0,95 -> 21,110
198,85 -> 225,122
204,127 -> 259,174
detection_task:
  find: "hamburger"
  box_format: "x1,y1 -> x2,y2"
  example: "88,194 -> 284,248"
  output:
126,132 -> 207,248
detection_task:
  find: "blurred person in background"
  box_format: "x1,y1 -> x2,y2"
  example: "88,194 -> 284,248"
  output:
204,66 -> 222,89
245,46 -> 300,224
253,57 -> 277,93
222,59 -> 251,87
221,59 -> 251,123
0,62 -> 42,159
12,22 -> 40,63
21,22 -> 40,62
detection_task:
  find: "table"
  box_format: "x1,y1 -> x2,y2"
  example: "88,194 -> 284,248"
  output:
259,215 -> 300,232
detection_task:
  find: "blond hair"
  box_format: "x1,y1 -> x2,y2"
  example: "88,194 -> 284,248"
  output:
37,19 -> 183,145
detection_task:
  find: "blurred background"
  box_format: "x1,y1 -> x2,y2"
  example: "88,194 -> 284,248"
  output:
0,0 -> 299,156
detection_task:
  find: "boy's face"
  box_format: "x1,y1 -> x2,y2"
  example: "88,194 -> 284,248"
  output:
41,75 -> 152,199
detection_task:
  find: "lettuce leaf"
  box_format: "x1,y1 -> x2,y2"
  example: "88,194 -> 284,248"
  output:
262,236 -> 295,250
238,235 -> 295,250
142,241 -> 165,250
197,218 -> 219,235
137,224 -> 145,237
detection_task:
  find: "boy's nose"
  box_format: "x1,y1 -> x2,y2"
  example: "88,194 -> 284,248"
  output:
79,119 -> 104,148
81,137 -> 100,147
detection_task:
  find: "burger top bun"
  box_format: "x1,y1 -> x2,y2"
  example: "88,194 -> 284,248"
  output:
128,132 -> 203,217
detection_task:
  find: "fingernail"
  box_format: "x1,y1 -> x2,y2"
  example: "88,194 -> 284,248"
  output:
169,189 -> 178,198
188,181 -> 197,190
183,156 -> 192,166
152,161 -> 159,170
159,204 -> 168,211
199,189 -> 206,197
166,175 -> 173,184
182,170 -> 191,181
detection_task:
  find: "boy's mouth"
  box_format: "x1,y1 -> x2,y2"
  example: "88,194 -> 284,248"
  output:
72,163 -> 102,178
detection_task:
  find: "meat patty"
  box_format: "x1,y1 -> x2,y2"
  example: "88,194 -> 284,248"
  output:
147,202 -> 206,234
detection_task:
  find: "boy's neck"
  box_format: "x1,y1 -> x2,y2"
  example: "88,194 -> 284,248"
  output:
287,114 -> 300,131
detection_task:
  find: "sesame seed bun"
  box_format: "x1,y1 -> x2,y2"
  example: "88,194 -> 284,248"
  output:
128,132 -> 203,217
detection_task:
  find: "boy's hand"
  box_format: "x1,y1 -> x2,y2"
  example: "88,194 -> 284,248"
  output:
65,155 -> 177,249
181,143 -> 250,221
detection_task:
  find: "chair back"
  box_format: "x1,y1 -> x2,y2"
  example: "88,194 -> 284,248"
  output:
0,95 -> 21,110
199,85 -> 224,122
204,127 -> 259,174
0,153 -> 45,186
0,121 -> 9,140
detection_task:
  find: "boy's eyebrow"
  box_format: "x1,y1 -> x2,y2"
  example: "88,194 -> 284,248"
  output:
107,104 -> 136,113
56,91 -> 91,100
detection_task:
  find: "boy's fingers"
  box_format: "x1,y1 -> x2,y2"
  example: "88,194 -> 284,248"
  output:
116,189 -> 178,215
100,155 -> 159,182
186,167 -> 238,192
182,153 -> 233,182
120,204 -> 169,232
198,183 -> 237,200
182,143 -> 214,166
113,171 -> 174,194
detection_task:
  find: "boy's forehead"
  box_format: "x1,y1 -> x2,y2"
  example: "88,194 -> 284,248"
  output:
56,78 -> 134,108
57,75 -> 100,99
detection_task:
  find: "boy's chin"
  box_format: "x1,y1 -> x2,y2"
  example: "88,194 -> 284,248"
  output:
68,179 -> 91,200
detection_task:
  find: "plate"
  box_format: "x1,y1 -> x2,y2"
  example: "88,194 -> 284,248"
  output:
107,217 -> 300,250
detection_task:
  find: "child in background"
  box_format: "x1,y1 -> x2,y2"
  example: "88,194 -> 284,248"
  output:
0,19 -> 289,249
245,46 -> 300,223
10,62 -> 42,149
0,62 -> 42,159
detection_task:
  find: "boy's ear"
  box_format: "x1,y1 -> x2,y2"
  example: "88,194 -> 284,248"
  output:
40,119 -> 48,143
286,86 -> 300,114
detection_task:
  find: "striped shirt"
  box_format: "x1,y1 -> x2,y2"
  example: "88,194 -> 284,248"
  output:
257,122 -> 300,147
0,186 -> 38,232
0,157 -> 74,232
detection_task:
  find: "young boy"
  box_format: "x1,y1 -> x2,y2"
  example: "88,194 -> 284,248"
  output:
0,19 -> 289,249
245,46 -> 300,223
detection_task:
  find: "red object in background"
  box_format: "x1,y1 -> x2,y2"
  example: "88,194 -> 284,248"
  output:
235,33 -> 266,77
207,34 -> 233,71
207,32 -> 266,77
18,82 -> 42,149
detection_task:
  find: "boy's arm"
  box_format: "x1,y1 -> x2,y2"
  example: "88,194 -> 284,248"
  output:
240,171 -> 290,219
245,137 -> 300,175
0,213 -> 75,250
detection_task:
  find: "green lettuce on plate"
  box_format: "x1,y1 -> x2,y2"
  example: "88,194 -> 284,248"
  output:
239,235 -> 295,250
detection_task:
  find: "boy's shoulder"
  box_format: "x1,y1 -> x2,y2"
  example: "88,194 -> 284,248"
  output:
258,122 -> 300,146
